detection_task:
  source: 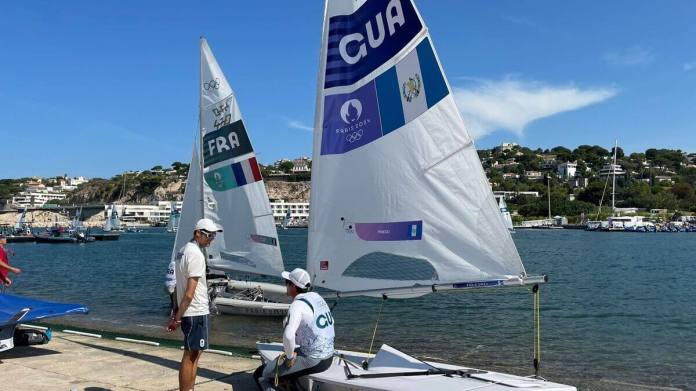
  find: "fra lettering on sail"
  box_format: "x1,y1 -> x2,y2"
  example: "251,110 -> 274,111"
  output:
202,120 -> 253,167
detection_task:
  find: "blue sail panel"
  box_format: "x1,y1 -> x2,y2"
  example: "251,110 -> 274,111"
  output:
0,294 -> 89,326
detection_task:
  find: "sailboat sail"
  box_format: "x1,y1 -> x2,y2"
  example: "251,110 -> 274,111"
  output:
498,197 -> 514,231
104,204 -> 121,231
71,208 -> 83,231
197,39 -> 284,278
171,147 -> 204,263
308,0 -> 526,296
14,208 -> 27,231
167,201 -> 180,232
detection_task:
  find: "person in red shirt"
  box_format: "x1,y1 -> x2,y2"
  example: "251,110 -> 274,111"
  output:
0,235 -> 22,289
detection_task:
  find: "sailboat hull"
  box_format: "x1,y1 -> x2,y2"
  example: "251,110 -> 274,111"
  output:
257,342 -> 576,391
213,280 -> 290,317
214,297 -> 289,317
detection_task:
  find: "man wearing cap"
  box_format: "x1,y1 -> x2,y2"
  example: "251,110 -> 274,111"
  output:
166,218 -> 222,391
254,268 -> 335,391
0,235 -> 22,291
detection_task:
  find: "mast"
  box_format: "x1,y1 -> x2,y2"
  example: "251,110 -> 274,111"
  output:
611,139 -> 617,214
198,37 -> 208,267
547,174 -> 552,222
198,38 -> 206,223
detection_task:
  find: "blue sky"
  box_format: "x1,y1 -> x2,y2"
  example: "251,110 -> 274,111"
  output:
1,1 -> 695,179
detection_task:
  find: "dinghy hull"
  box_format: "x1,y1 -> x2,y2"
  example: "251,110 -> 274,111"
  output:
257,342 -> 576,391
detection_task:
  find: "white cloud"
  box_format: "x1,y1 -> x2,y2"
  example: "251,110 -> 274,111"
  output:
603,46 -> 654,67
453,78 -> 617,139
287,119 -> 313,132
683,62 -> 696,72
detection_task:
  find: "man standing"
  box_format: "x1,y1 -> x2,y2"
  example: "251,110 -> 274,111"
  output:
254,268 -> 335,391
165,257 -> 177,317
166,218 -> 222,391
0,235 -> 21,291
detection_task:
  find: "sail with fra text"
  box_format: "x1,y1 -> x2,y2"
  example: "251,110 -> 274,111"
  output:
196,39 -> 284,278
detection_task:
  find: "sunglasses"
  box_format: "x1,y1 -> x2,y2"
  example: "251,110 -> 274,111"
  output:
199,230 -> 216,240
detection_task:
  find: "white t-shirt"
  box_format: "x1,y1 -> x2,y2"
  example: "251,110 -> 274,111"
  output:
175,241 -> 209,317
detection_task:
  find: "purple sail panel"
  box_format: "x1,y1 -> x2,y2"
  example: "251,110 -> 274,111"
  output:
355,220 -> 422,241
250,234 -> 278,247
321,80 -> 383,155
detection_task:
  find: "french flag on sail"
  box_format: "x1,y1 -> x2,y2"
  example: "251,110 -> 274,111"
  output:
231,156 -> 262,187
376,38 -> 449,135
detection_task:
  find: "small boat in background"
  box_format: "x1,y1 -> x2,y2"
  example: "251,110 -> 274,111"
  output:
34,226 -> 94,244
2,208 -> 35,242
91,232 -> 121,241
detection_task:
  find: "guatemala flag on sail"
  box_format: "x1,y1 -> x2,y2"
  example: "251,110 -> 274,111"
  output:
321,38 -> 449,155
376,37 -> 448,135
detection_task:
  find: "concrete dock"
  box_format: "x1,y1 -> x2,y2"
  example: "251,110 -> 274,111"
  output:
0,331 -> 260,390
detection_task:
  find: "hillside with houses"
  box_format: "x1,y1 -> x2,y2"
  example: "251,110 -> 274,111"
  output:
482,143 -> 696,222
2,149 -> 695,224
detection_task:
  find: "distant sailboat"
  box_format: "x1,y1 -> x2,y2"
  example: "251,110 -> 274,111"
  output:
104,204 -> 123,232
13,207 -> 29,234
258,0 -> 575,389
498,197 -> 514,232
6,207 -> 33,242
281,209 -> 292,230
166,202 -> 180,233
93,204 -> 122,240
169,39 -> 289,317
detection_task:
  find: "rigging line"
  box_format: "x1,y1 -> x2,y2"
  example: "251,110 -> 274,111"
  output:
596,165 -> 612,220
366,295 -> 387,362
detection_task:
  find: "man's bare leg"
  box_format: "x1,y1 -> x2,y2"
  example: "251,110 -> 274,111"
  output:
180,350 -> 202,391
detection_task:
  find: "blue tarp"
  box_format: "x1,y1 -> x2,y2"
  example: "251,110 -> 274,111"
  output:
0,294 -> 88,326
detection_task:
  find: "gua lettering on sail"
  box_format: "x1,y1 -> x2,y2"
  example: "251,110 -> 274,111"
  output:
325,0 -> 423,89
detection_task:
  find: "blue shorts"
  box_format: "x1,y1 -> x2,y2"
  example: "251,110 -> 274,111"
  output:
181,314 -> 210,351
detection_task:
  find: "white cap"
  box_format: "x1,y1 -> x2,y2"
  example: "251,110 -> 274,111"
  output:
281,268 -> 311,289
194,218 -> 223,233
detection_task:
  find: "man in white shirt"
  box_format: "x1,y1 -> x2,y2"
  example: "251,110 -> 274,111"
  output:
166,218 -> 222,391
254,268 -> 335,391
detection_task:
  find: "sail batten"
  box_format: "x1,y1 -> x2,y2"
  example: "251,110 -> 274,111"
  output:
308,0 -> 525,295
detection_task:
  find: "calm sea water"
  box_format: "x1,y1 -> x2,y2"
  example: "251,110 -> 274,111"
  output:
4,229 -> 695,390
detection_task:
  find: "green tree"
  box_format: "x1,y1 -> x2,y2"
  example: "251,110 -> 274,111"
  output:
278,161 -> 294,173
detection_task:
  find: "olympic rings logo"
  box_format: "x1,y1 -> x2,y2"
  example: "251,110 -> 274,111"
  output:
346,129 -> 363,143
204,78 -> 220,91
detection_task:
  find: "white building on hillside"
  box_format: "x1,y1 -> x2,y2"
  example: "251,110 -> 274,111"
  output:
105,201 -> 183,225
12,188 -> 67,207
270,200 -> 310,223
599,164 -> 626,178
292,157 -> 311,173
557,161 -> 577,178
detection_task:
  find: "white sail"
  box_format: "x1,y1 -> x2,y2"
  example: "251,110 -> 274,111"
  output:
104,204 -> 121,231
111,205 -> 121,231
14,208 -> 27,231
498,197 -> 514,231
198,39 -> 284,278
166,201 -> 179,232
70,208 -> 83,231
104,205 -> 113,231
171,147 -> 203,262
307,0 -> 526,296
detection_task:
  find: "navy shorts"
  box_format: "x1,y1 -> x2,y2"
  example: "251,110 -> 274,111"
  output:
181,314 -> 210,351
